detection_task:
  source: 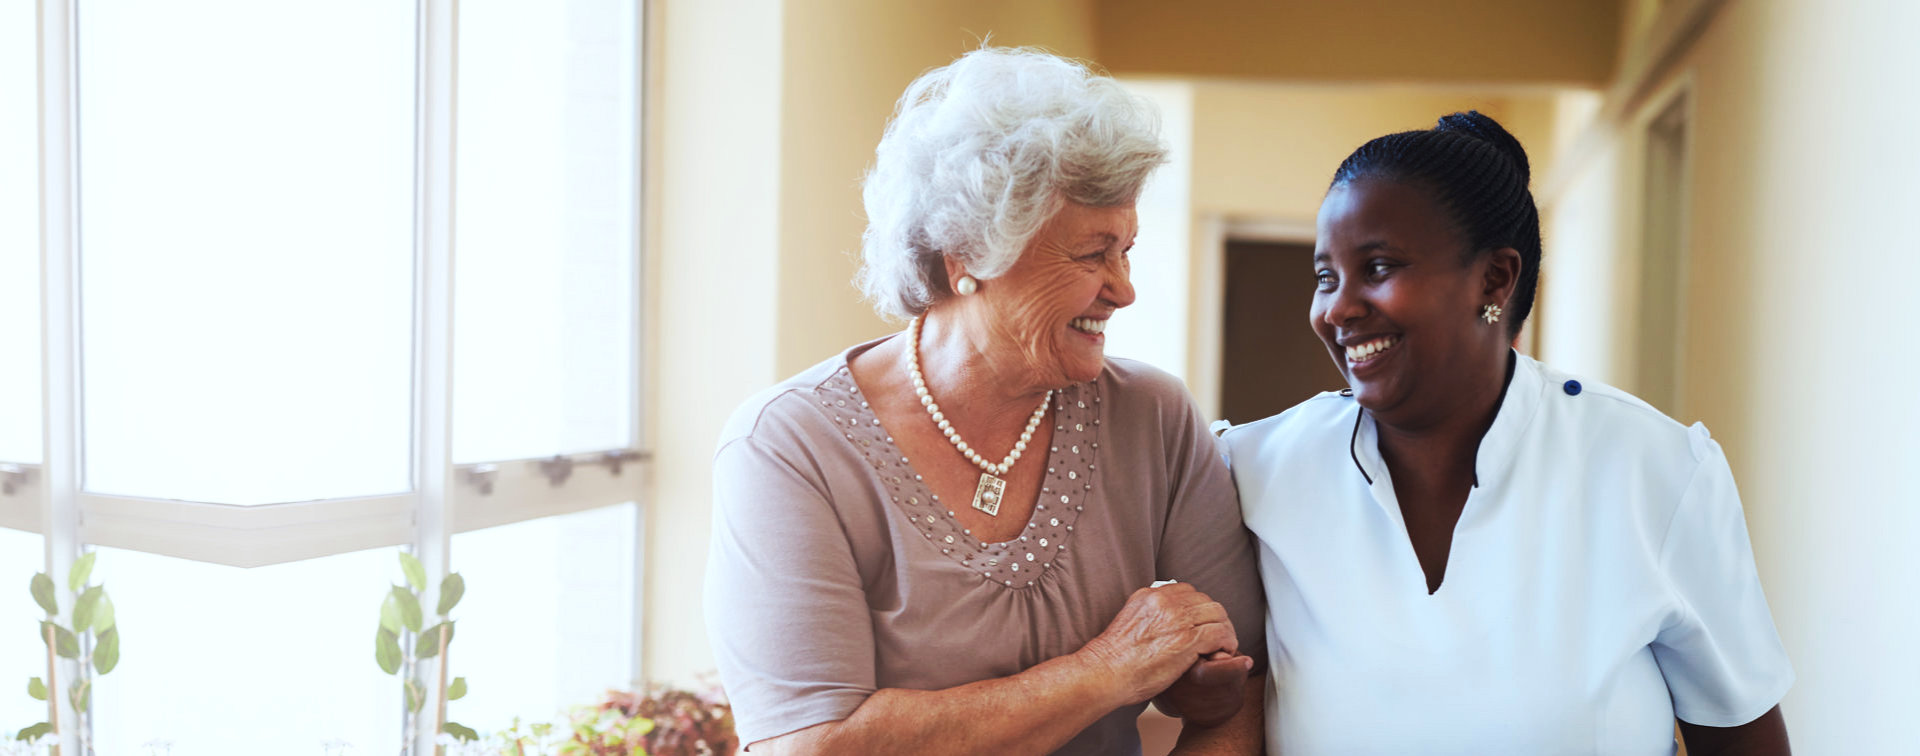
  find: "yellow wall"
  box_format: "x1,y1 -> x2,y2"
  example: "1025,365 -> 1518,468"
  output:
1187,83 -> 1561,223
1095,0 -> 1620,85
647,0 -> 787,686
1539,0 -> 1920,749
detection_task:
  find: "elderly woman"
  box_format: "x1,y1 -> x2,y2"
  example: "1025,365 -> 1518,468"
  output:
704,48 -> 1266,755
1221,112 -> 1793,754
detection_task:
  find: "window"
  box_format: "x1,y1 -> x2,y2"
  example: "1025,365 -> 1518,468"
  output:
454,0 -> 640,466
76,0 -> 416,506
0,0 -> 38,468
14,2 -> 644,753
89,547 -> 405,756
445,504 -> 639,734
0,527 -> 43,737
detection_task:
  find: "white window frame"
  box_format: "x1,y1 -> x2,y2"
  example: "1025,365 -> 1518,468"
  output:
8,2 -> 650,752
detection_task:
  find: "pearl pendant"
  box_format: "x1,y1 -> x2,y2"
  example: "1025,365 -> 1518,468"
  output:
971,472 -> 1007,516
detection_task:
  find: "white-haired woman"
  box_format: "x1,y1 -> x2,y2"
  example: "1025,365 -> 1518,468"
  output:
705,48 -> 1266,755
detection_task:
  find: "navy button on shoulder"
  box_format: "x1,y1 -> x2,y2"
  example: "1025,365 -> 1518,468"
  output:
1339,388 -> 1354,397
1563,379 -> 1582,396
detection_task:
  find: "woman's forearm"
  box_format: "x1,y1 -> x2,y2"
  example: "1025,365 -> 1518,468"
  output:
1169,675 -> 1265,756
1677,706 -> 1789,756
752,650 -> 1131,756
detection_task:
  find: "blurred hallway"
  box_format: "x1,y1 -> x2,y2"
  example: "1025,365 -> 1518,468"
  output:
647,1 -> 1920,752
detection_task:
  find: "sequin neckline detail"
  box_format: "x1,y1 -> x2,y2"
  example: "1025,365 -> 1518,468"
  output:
813,365 -> 1105,590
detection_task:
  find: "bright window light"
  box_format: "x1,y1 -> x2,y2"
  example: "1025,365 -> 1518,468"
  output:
446,503 -> 637,734
0,528 -> 43,737
453,0 -> 639,464
75,0 -> 415,504
0,0 -> 39,465
88,546 -> 404,756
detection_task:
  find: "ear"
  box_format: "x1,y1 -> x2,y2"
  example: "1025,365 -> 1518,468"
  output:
1482,247 -> 1523,308
939,254 -> 967,296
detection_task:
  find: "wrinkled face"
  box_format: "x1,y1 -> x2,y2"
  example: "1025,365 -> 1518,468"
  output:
976,201 -> 1138,387
1311,179 -> 1492,423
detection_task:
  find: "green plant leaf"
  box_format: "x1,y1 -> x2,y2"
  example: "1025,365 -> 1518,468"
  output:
72,586 -> 103,633
415,621 -> 454,658
29,573 -> 55,616
404,678 -> 425,713
442,721 -> 480,743
14,722 -> 50,742
67,552 -> 96,593
398,552 -> 427,593
436,573 -> 465,616
375,627 -> 402,675
92,627 -> 119,675
41,622 -> 79,659
391,586 -> 423,633
90,591 -> 115,633
67,679 -> 88,713
26,677 -> 46,701
446,676 -> 467,701
378,593 -> 402,634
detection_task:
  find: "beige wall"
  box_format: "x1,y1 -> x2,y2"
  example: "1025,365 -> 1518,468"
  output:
1538,0 -> 1920,750
646,0 -> 787,685
1188,83 -> 1562,223
1095,0 -> 1620,85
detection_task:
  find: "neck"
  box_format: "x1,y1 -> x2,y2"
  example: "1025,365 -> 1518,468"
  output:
1373,349 -> 1514,483
910,312 -> 1054,425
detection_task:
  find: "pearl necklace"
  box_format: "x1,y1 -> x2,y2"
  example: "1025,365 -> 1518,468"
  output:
907,316 -> 1051,516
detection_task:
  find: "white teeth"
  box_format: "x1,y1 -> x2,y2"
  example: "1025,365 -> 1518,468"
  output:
1345,336 -> 1398,361
1070,318 -> 1106,334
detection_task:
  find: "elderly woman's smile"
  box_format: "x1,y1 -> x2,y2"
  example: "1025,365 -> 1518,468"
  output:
967,200 -> 1139,388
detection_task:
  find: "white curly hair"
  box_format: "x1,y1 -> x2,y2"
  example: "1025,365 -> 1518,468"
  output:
856,47 -> 1168,321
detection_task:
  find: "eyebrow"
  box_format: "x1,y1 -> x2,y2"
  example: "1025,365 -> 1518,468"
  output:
1313,240 -> 1402,264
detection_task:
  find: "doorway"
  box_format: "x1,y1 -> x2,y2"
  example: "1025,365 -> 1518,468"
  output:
1219,239 -> 1348,425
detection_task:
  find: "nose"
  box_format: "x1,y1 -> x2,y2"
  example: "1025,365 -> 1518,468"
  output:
1103,254 -> 1136,309
1318,279 -> 1367,330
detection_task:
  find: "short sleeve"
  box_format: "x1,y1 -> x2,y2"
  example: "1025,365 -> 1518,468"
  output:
1650,431 -> 1794,726
1155,396 -> 1267,666
704,435 -> 875,745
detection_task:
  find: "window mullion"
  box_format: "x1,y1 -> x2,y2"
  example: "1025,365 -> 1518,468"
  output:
37,0 -> 82,752
411,0 -> 458,753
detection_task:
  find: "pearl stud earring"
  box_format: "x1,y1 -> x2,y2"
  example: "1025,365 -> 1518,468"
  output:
955,275 -> 979,296
1481,303 -> 1503,324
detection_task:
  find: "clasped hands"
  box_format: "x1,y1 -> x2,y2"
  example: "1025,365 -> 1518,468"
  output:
1081,581 -> 1256,728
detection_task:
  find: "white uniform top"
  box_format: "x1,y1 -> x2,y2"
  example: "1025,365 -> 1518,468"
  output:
1219,353 -> 1792,755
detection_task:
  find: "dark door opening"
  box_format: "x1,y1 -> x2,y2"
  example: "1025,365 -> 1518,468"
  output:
1219,239 -> 1347,425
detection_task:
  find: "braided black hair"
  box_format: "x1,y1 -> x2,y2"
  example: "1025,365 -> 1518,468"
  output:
1330,111 -> 1541,336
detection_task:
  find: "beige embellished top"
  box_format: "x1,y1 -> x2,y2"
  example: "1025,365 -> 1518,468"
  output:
705,336 -> 1265,754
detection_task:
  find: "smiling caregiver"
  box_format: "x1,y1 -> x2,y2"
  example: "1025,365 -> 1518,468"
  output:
1220,111 -> 1793,755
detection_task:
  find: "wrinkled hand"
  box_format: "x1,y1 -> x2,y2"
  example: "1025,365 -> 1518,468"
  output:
1154,651 -> 1254,727
1079,583 -> 1240,705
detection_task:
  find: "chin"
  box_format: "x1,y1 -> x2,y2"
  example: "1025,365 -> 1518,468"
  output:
1061,354 -> 1106,385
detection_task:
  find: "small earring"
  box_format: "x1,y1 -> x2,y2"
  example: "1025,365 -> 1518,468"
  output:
1481,303 -> 1503,324
954,275 -> 978,296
